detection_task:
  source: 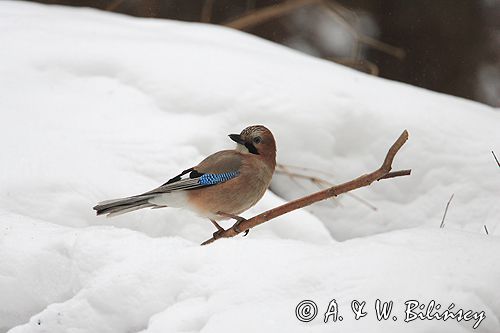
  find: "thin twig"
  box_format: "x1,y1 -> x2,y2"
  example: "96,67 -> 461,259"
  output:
225,0 -> 322,30
276,165 -> 306,189
378,169 -> 411,180
440,194 -> 454,228
275,169 -> 327,183
201,130 -> 410,245
275,163 -> 394,211
321,0 -> 405,60
224,0 -> 404,60
331,58 -> 380,76
492,151 -> 500,168
276,163 -> 336,178
246,0 -> 256,11
274,168 -> 379,210
105,0 -> 125,11
201,0 -> 215,23
484,225 -> 489,235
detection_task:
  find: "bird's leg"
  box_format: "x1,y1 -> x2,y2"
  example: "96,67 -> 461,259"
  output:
209,219 -> 225,238
216,211 -> 249,236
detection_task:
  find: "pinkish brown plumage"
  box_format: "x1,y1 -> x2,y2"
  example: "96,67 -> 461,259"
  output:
93,125 -> 276,235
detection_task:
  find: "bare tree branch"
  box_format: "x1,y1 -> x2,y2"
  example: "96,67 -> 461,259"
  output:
225,0 -> 321,30
105,0 -> 125,11
330,58 -> 380,75
201,0 -> 215,23
224,0 -> 405,63
321,0 -> 405,60
378,169 -> 411,180
201,130 -> 410,245
246,0 -> 256,12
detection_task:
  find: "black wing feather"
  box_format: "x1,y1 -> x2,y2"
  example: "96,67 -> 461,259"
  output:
163,168 -> 196,185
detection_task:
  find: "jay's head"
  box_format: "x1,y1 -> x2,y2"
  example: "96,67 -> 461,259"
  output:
229,125 -> 276,161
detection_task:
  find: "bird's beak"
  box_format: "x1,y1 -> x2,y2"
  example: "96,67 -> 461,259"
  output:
229,134 -> 245,144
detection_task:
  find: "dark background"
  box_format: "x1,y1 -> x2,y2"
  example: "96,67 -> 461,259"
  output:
30,0 -> 500,107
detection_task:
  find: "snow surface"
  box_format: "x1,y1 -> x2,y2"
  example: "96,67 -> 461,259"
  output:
1,2 -> 499,332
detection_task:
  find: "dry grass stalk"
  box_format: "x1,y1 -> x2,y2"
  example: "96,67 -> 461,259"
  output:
439,194 -> 454,228
274,165 -> 379,211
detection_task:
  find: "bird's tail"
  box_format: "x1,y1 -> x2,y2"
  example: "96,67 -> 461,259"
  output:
93,194 -> 158,217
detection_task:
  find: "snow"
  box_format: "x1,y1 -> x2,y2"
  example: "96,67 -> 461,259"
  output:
1,1 -> 499,332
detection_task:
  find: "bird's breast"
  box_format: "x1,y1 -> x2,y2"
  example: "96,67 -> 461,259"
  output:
186,160 -> 273,220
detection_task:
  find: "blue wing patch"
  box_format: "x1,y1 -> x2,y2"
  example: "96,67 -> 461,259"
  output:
148,170 -> 239,194
198,171 -> 239,186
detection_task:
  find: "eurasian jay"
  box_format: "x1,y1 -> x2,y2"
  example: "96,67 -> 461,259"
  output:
93,125 -> 276,235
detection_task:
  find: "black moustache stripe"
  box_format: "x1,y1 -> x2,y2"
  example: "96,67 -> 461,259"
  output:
245,142 -> 259,155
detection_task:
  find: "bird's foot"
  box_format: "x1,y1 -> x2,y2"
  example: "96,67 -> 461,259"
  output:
212,229 -> 225,238
231,218 -> 249,236
216,212 -> 250,237
209,219 -> 225,239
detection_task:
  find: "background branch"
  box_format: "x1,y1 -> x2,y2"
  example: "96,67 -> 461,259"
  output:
224,0 -> 405,61
105,0 -> 125,11
225,0 -> 321,30
321,0 -> 405,60
329,58 -> 380,76
201,0 -> 215,23
202,130 -> 410,245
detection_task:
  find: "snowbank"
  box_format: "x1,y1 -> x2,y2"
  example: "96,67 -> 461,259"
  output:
0,1 -> 499,332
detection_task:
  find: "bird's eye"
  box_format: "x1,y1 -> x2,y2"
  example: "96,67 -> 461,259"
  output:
253,136 -> 262,144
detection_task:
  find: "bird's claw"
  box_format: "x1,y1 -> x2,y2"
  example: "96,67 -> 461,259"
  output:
231,218 -> 249,237
215,212 -> 249,237
212,229 -> 225,238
